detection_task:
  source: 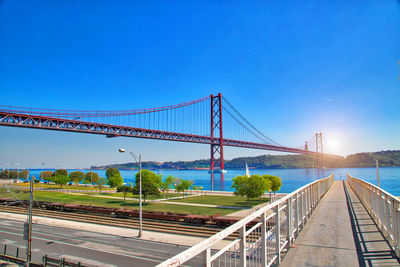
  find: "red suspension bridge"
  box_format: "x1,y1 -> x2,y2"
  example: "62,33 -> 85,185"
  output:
0,93 -> 341,172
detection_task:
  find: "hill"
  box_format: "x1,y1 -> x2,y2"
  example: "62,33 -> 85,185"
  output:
92,150 -> 400,170
342,150 -> 400,168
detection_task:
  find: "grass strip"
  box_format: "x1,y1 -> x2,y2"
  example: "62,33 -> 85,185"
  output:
0,189 -> 236,216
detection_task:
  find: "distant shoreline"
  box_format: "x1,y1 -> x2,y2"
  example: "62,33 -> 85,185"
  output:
20,166 -> 400,171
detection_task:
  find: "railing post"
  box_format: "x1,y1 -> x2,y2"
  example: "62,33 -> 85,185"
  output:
287,197 -> 292,246
313,184 -> 316,208
305,188 -> 309,220
295,194 -> 299,237
392,200 -> 399,257
312,184 -> 317,209
299,191 -> 304,229
261,211 -> 267,267
385,198 -> 391,233
275,204 -> 281,264
309,185 -> 313,210
203,247 -> 211,267
396,207 -> 400,258
240,225 -> 246,267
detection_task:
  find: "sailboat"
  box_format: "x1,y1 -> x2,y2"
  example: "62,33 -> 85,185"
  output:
208,168 -> 227,174
245,162 -> 250,177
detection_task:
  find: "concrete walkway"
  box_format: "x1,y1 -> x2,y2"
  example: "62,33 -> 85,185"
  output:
281,180 -> 399,267
280,181 -> 359,267
344,181 -> 399,266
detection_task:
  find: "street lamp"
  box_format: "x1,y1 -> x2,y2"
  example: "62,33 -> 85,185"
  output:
119,148 -> 142,238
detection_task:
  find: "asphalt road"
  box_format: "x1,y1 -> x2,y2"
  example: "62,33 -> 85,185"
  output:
0,218 -> 204,266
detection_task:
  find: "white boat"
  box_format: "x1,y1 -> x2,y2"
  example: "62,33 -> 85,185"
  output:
208,168 -> 227,174
245,162 -> 250,177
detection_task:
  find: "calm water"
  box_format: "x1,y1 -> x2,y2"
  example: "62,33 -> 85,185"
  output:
24,167 -> 400,196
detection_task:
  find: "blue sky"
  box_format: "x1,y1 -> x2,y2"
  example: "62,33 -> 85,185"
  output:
0,1 -> 399,169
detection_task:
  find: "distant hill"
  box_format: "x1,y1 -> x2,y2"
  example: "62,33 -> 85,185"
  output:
342,150 -> 400,168
91,150 -> 400,170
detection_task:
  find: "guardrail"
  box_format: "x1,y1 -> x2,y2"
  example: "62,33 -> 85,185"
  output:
1,244 -> 27,265
157,174 -> 334,267
347,174 -> 400,257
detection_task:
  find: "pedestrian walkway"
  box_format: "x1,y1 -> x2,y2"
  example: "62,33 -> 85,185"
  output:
280,180 -> 399,266
344,180 -> 400,266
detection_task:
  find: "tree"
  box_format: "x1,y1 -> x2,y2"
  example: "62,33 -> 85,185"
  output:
232,175 -> 270,204
69,171 -> 85,185
0,170 -> 17,179
231,175 -> 248,197
39,170 -> 54,180
83,171 -> 99,186
107,174 -> 124,188
269,176 -> 282,195
52,174 -> 70,188
19,170 -> 30,180
131,169 -> 161,203
53,169 -> 68,177
0,170 -> 7,179
106,168 -> 120,179
263,175 -> 282,201
159,175 -> 174,198
174,178 -> 193,198
95,177 -> 107,193
117,185 -> 131,200
9,170 -> 18,179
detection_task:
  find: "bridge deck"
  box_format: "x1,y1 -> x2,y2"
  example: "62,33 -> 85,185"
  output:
280,180 -> 399,267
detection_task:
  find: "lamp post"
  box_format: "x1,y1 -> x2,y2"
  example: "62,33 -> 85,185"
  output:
119,148 -> 142,238
16,163 -> 19,182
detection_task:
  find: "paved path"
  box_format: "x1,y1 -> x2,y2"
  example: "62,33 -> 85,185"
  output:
281,181 -> 359,267
281,180 -> 399,267
344,180 -> 399,266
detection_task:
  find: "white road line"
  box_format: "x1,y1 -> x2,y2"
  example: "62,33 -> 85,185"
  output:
0,229 -> 162,263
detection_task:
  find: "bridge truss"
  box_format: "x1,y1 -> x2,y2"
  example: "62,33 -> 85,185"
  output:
0,93 -> 340,172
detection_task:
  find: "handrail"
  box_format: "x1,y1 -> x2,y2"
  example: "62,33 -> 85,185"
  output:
346,174 -> 400,258
158,174 -> 334,267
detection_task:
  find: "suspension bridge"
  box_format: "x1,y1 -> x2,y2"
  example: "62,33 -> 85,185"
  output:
0,93 -> 340,173
1,94 -> 399,266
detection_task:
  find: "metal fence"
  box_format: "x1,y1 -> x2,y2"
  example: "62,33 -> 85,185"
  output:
347,174 -> 400,257
157,174 -> 334,267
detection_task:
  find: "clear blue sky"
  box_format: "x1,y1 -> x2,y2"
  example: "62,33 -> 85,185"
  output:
0,1 -> 399,169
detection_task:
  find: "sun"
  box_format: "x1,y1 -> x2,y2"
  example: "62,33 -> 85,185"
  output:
326,137 -> 340,155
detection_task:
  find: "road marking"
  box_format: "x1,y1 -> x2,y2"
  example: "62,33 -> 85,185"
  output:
137,246 -> 170,254
0,229 -> 163,263
0,221 -> 190,251
0,218 -> 191,249
1,239 -> 16,245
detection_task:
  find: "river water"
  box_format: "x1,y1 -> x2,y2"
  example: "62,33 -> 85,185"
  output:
25,167 -> 400,196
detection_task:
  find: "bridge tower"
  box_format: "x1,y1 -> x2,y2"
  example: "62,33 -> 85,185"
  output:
210,93 -> 224,173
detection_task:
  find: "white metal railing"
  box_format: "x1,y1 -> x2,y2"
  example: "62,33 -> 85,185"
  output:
347,174 -> 400,258
157,174 -> 334,267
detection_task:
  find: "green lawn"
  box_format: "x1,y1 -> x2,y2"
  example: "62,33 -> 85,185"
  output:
14,183 -> 115,191
84,192 -> 184,200
0,188 -> 236,216
167,195 -> 270,207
